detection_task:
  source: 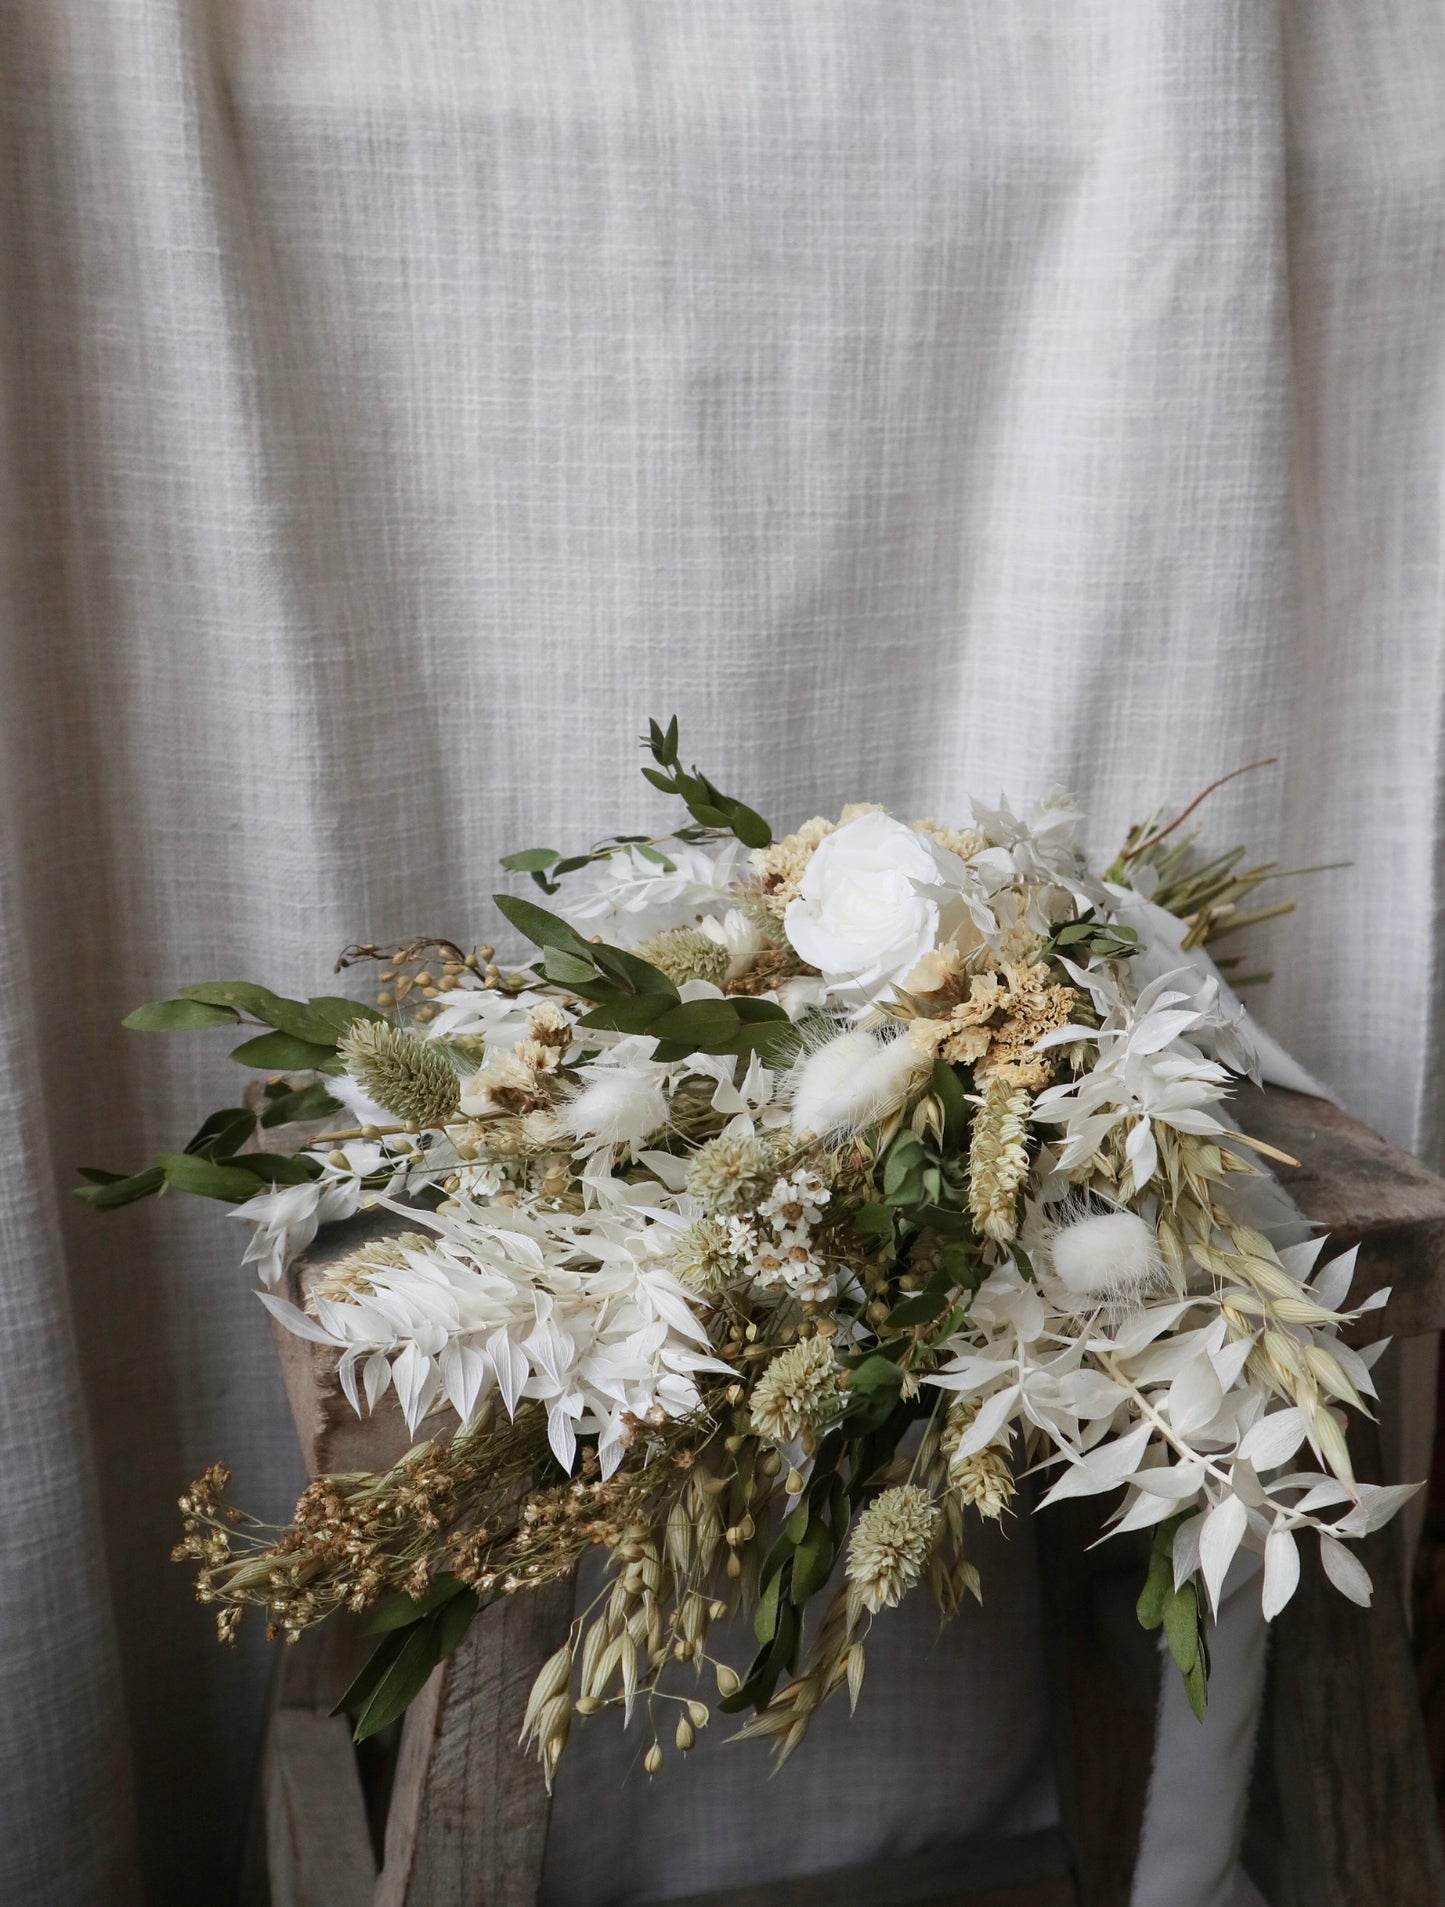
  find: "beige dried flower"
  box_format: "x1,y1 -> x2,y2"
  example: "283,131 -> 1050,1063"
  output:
910,818 -> 988,861
942,1397 -> 1016,1519
338,1020 -> 461,1128
633,927 -> 730,988
751,815 -> 836,914
845,1485 -> 939,1613
307,1232 -> 433,1308
684,1132 -> 777,1215
967,1077 -> 1031,1243
671,1218 -> 738,1296
749,1336 -> 843,1444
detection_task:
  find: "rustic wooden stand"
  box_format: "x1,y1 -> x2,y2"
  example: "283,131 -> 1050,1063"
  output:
258,1087 -> 1445,1907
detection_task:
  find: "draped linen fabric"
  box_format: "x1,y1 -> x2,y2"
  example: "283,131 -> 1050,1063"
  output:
2,3 -> 1443,1902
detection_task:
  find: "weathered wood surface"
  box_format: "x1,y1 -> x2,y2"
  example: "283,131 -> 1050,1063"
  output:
265,1711 -> 376,1907
1235,1084 -> 1445,1338
650,1829 -> 1076,1907
374,1577 -> 573,1907
1262,1406 -> 1445,1906
270,1209 -> 448,1477
1035,1502 -> 1157,1907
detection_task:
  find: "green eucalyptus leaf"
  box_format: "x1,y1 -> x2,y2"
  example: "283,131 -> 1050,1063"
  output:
229,1031 -> 343,1074
754,1569 -> 783,1646
543,947 -> 601,988
500,848 -> 561,873
885,1289 -> 949,1329
156,1152 -> 266,1202
184,1107 -> 257,1160
351,1623 -> 444,1741
260,1082 -> 343,1128
576,996 -> 675,1035
123,998 -> 241,1032
790,1521 -> 834,1605
364,1571 -> 471,1634
1162,1582 -> 1200,1674
306,996 -> 386,1037
491,894 -> 597,962
74,1165 -> 167,1209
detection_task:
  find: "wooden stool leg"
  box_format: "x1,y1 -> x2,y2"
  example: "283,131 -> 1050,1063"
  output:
264,1622 -> 378,1907
375,1578 -> 573,1907
1035,1498 -> 1157,1907
1265,1414 -> 1445,1906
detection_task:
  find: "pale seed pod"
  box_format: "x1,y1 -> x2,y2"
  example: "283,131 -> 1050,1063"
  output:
644,1743 -> 663,1775
785,1467 -> 806,1495
715,1662 -> 741,1697
687,1700 -> 709,1728
574,1695 -> 603,1717
726,1553 -> 742,1579
522,1645 -> 574,1738
675,1715 -> 695,1751
846,1641 -> 866,1713
708,1599 -> 728,1622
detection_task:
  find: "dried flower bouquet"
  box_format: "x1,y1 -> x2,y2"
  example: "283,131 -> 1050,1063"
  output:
84,721 -> 1413,1777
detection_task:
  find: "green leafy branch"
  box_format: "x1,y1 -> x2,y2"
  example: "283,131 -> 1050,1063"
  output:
1136,1512 -> 1211,1720
639,716 -> 773,851
492,893 -> 796,1065
75,982 -> 383,1211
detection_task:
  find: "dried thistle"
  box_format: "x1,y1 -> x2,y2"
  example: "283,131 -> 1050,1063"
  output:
338,1019 -> 461,1128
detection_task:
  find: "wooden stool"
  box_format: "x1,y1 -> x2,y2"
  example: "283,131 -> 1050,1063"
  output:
257,1086 -> 1445,1907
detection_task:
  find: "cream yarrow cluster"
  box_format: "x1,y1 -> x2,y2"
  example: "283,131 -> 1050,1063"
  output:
845,1485 -> 939,1613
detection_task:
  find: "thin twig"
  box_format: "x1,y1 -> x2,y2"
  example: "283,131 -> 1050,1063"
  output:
1122,759 -> 1278,862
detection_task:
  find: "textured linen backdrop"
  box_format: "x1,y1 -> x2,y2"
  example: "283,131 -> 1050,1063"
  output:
2,3 -> 1443,1903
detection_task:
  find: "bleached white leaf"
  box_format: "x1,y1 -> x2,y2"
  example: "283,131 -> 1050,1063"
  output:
1294,1479 -> 1355,1515
1173,1511 -> 1205,1591
954,1385 -> 1022,1457
1103,1301 -> 1191,1359
1357,1337 -> 1391,1369
362,1349 -> 392,1412
1112,1487 -> 1189,1533
1262,1522 -> 1300,1619
1039,1421 -> 1152,1506
1126,1322 -> 1227,1387
256,1290 -> 335,1344
1277,1237 -> 1327,1283
1209,1335 -> 1254,1393
1334,1480 -> 1423,1538
1311,1244 -> 1359,1313
1354,1286 -> 1390,1313
1327,1340 -> 1378,1404
1129,1459 -> 1207,1500
1125,1117 -> 1158,1188
1168,1356 -> 1223,1437
1237,1408 -> 1306,1471
1056,1369 -> 1129,1420
1318,1532 -> 1373,1607
1199,1494 -> 1249,1615
337,1349 -> 363,1415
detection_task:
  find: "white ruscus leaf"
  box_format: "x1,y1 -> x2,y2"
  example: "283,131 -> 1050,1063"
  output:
1318,1532 -> 1373,1607
1199,1494 -> 1249,1615
1261,1521 -> 1300,1619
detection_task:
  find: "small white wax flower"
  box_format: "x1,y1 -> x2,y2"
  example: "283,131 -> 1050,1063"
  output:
790,1029 -> 924,1139
560,1071 -> 669,1148
1048,1210 -> 1164,1301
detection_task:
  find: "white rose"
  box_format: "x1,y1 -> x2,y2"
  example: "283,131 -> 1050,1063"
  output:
784,813 -> 962,1002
